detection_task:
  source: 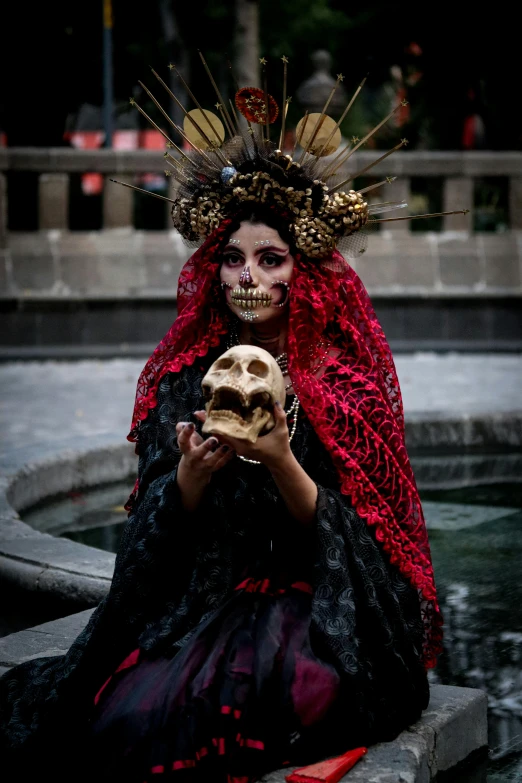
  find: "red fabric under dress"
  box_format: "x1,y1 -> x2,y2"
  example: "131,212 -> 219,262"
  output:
90,575 -> 340,783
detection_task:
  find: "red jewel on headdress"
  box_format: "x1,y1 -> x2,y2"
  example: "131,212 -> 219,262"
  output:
235,87 -> 279,124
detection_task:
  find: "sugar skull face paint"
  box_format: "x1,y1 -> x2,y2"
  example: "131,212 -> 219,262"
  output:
220,222 -> 294,324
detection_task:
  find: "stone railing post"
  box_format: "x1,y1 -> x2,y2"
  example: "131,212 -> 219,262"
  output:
38,173 -> 69,230
443,177 -> 473,232
103,175 -> 134,228
385,178 -> 411,232
509,177 -> 522,229
0,173 -> 7,248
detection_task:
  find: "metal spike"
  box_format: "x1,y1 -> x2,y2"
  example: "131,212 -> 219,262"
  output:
146,73 -> 229,166
357,177 -> 397,195
288,111 -> 309,167
170,121 -> 221,170
110,178 -> 177,203
261,58 -> 271,142
226,56 -> 257,149
166,64 -> 230,147
325,100 -> 408,179
333,140 -> 407,191
129,98 -> 177,148
228,98 -> 241,135
370,209 -> 470,224
198,50 -> 236,139
298,73 -> 343,163
315,75 -> 367,160
279,56 -> 289,151
163,153 -> 193,182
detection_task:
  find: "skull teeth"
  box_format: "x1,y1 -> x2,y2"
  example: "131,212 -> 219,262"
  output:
208,406 -> 268,428
231,287 -> 272,309
231,297 -> 272,309
209,409 -> 246,425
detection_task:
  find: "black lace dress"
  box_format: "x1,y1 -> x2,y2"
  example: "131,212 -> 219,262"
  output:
0,357 -> 429,783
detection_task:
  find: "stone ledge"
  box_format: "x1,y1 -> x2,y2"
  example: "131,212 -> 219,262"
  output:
1,230 -> 521,299
0,609 -> 95,667
0,442 -> 133,606
2,340 -> 522,362
0,608 -> 487,783
405,411 -> 522,450
5,441 -> 136,514
262,687 -> 487,782
2,296 -> 521,354
0,147 -> 519,174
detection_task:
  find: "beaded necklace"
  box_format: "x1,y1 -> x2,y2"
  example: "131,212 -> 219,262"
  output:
225,323 -> 299,465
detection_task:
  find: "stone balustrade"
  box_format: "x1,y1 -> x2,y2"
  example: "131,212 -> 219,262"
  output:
0,149 -> 521,353
1,148 -> 521,238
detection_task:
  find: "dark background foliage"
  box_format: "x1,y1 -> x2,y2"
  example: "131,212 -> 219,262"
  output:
1,1 -> 519,150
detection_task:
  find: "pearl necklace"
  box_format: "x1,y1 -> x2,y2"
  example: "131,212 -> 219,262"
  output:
225,324 -> 299,465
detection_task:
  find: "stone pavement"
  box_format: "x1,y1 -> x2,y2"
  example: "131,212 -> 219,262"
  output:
0,353 -> 521,475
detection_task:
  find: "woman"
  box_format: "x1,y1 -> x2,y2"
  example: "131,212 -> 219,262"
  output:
0,86 -> 443,783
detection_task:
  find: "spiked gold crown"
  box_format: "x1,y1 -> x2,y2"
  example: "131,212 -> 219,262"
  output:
112,53 -> 467,260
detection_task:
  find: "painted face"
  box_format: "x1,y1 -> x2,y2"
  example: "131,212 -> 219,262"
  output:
219,221 -> 294,323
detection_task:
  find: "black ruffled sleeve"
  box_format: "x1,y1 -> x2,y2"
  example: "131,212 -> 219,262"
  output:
309,485 -> 429,745
292,419 -> 429,744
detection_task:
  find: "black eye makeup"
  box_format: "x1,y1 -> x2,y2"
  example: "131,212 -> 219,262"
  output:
222,246 -> 289,268
260,253 -> 286,267
222,252 -> 244,265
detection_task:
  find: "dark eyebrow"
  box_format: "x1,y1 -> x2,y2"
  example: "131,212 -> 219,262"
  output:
223,244 -> 244,253
254,245 -> 288,255
223,244 -> 288,255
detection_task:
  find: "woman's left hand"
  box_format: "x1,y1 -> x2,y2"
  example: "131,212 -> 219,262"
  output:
194,403 -> 292,470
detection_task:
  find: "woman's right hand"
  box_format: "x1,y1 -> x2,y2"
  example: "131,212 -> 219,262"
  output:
176,421 -> 235,491
175,421 -> 235,512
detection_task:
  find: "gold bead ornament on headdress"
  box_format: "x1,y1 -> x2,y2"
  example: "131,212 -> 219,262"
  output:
112,53 -> 468,260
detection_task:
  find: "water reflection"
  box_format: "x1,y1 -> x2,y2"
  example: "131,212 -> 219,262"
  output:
425,484 -> 522,781
21,476 -> 522,781
23,482 -> 130,552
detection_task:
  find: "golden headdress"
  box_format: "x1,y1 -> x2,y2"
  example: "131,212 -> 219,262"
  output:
113,53 -> 467,260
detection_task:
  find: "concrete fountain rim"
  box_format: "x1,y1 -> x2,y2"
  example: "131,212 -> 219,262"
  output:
0,410 -> 521,606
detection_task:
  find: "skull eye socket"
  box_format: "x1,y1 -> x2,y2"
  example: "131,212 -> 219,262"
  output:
247,360 -> 269,379
214,357 -> 234,371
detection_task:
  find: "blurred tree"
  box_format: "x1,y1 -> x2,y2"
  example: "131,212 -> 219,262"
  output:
235,0 -> 260,87
0,0 -> 519,150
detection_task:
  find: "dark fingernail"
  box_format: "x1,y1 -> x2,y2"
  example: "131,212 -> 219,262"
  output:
222,445 -> 229,453
208,437 -> 218,450
275,400 -> 281,407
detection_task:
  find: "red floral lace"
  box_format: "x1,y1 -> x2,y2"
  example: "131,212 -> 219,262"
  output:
127,228 -> 442,669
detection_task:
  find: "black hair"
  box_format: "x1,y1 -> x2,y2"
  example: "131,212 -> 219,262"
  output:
225,205 -> 295,251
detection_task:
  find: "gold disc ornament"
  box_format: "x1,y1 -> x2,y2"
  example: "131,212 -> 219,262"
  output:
183,109 -> 225,150
296,113 -> 341,157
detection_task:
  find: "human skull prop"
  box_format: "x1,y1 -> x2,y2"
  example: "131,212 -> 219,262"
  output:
201,345 -> 286,443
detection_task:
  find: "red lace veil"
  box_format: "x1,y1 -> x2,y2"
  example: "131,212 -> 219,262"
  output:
127,220 -> 443,669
